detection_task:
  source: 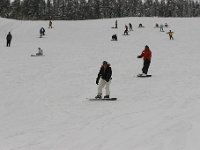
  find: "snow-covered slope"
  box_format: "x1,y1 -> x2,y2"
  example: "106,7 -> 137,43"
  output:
1,17 -> 200,150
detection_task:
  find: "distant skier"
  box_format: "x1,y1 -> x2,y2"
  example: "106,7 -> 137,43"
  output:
115,20 -> 118,28
165,23 -> 168,27
40,27 -> 45,37
167,30 -> 174,40
138,23 -> 143,28
137,45 -> 152,76
155,23 -> 159,28
112,34 -> 117,41
95,61 -> 112,99
124,25 -> 128,35
160,24 -> 164,32
129,23 -> 133,31
6,32 -> 12,47
49,20 -> 53,28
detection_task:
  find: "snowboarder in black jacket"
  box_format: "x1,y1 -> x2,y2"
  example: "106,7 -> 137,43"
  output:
95,61 -> 112,99
6,32 -> 12,47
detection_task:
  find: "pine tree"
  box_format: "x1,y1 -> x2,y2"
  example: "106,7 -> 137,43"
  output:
10,0 -> 21,19
144,0 -> 153,17
152,0 -> 160,17
166,0 -> 177,17
46,0 -> 53,19
0,0 -> 11,18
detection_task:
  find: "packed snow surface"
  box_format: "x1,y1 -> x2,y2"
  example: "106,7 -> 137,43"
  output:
1,17 -> 200,150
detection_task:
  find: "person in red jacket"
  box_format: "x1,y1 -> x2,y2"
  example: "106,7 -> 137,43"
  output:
137,45 -> 152,76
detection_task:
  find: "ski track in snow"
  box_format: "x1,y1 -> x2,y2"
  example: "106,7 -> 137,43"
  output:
1,17 -> 200,150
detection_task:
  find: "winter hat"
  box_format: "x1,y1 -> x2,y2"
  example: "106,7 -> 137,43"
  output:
102,61 -> 108,65
145,45 -> 149,49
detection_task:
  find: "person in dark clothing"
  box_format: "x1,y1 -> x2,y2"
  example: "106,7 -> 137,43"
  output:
129,23 -> 133,31
138,23 -> 143,28
124,25 -> 128,35
112,34 -> 117,41
6,32 -> 12,47
167,30 -> 174,40
40,27 -> 45,37
95,61 -> 112,99
137,45 -> 152,76
49,20 -> 52,28
115,20 -> 118,28
155,23 -> 159,28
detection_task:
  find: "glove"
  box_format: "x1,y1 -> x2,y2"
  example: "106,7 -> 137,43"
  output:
96,78 -> 99,85
105,79 -> 109,82
137,55 -> 141,58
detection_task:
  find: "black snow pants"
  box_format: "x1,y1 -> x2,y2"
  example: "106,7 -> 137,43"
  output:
7,40 -> 11,47
142,59 -> 151,74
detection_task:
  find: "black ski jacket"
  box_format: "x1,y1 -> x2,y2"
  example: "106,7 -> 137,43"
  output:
6,33 -> 12,41
97,65 -> 112,82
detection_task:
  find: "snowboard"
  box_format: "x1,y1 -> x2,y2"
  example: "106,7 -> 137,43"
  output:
137,74 -> 152,77
31,54 -> 44,57
122,34 -> 130,36
88,98 -> 117,101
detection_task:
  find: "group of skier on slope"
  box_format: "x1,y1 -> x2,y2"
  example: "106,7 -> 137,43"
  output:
112,20 -> 174,41
97,20 -> 175,99
32,20 -> 53,56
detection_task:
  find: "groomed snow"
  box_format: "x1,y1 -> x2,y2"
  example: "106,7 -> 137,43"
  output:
1,17 -> 200,150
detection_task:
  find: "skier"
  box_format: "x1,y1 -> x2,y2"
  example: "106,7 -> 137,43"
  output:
36,47 -> 43,56
49,20 -> 52,28
155,23 -> 159,28
95,61 -> 112,99
137,45 -> 152,76
112,34 -> 117,41
138,23 -> 143,28
165,23 -> 168,27
160,24 -> 164,32
124,25 -> 128,35
40,27 -> 45,37
167,30 -> 174,40
115,20 -> 118,28
129,23 -> 133,31
6,32 -> 12,47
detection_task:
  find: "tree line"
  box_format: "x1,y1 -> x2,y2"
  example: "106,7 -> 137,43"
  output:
1,0 -> 200,20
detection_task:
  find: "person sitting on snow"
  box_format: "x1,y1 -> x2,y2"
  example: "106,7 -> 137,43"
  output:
112,34 -> 117,41
36,47 -> 43,56
138,23 -> 143,28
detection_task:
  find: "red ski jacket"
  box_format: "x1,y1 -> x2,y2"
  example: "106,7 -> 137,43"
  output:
138,48 -> 152,61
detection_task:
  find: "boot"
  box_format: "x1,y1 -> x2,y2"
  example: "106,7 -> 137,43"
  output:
104,95 -> 110,98
95,95 -> 102,99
